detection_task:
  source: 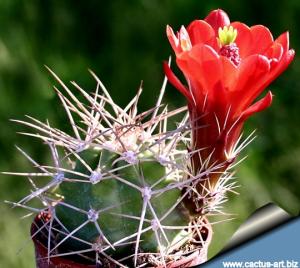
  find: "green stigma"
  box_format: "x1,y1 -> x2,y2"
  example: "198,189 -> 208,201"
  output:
218,26 -> 237,46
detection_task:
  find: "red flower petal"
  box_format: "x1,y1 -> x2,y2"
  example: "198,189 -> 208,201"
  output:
177,44 -> 222,94
241,91 -> 273,121
265,43 -> 283,61
236,54 -> 270,91
220,56 -> 238,90
163,62 -> 193,104
232,54 -> 270,113
230,22 -> 252,58
204,9 -> 230,33
249,25 -> 274,55
260,49 -> 295,91
237,49 -> 294,115
187,20 -> 216,47
274,31 -> 289,52
166,25 -> 181,54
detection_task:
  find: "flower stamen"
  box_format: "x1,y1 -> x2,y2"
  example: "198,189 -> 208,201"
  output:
218,26 -> 240,66
218,26 -> 237,46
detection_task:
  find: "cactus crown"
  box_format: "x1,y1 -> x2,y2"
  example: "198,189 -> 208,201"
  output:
5,66 -> 239,267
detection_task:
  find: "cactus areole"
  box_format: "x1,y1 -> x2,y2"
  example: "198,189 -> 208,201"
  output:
5,8 -> 294,268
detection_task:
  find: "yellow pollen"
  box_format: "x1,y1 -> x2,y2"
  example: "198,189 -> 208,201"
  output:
218,26 -> 238,46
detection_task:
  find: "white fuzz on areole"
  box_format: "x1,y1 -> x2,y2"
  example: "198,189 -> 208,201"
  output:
54,172 -> 65,183
122,150 -> 138,165
141,186 -> 152,201
89,170 -> 103,184
87,209 -> 99,222
157,154 -> 170,166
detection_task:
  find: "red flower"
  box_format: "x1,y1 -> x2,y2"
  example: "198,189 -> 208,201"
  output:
164,9 -> 295,187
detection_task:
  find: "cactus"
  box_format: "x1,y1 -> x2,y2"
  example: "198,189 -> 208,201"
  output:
5,67 -> 230,267
5,7 -> 295,268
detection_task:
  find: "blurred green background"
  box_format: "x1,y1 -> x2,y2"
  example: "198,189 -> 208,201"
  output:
0,0 -> 299,267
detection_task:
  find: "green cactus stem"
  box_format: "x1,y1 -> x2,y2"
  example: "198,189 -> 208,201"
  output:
55,147 -> 190,258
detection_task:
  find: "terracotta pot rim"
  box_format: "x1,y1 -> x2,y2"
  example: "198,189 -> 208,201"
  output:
31,216 -> 212,268
31,216 -> 96,268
